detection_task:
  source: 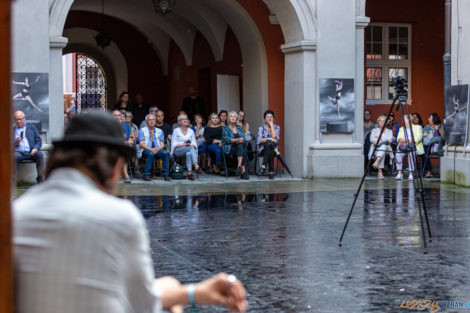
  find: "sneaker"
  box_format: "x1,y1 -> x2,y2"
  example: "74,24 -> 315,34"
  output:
163,174 -> 171,181
123,177 -> 131,183
372,160 -> 379,169
395,173 -> 403,180
378,173 -> 384,179
408,174 -> 414,181
143,175 -> 151,182
188,174 -> 195,180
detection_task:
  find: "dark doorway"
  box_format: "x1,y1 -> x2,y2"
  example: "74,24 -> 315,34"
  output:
198,67 -> 211,118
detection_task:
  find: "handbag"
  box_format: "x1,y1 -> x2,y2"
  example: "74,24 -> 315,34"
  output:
171,162 -> 185,179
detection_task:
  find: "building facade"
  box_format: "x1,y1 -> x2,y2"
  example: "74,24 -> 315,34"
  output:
11,0 -> 469,182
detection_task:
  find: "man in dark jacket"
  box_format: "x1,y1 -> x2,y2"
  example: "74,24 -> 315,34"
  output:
181,85 -> 205,123
13,110 -> 44,183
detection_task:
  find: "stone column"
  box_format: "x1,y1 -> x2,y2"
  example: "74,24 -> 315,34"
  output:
440,0 -> 470,186
282,41 -> 317,178
49,36 -> 68,142
307,0 -> 364,178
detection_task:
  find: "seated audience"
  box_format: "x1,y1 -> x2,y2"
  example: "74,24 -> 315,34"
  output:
369,115 -> 394,179
423,113 -> 444,177
113,91 -> 132,113
219,110 -> 228,127
171,113 -> 202,180
386,112 -> 400,151
237,110 -> 251,141
113,110 -> 132,183
257,110 -> 280,180
204,113 -> 224,175
138,114 -> 171,181
155,110 -> 172,141
412,112 -> 423,126
140,106 -> 158,129
363,109 -> 377,140
395,114 -> 424,181
14,110 -> 247,313
191,113 -> 207,169
222,111 -> 249,179
172,110 -> 186,130
125,111 -> 140,175
13,110 -> 44,183
131,93 -> 149,127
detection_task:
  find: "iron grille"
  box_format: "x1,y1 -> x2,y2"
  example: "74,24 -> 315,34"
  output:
75,54 -> 106,111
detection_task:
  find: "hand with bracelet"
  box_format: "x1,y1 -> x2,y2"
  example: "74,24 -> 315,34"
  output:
154,273 -> 248,313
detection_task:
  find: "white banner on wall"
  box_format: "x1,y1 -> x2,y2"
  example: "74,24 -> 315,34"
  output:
217,74 -> 240,113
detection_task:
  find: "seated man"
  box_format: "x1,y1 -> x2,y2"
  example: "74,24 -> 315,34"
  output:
13,110 -> 44,183
155,109 -> 172,141
139,113 -> 170,181
139,106 -> 158,129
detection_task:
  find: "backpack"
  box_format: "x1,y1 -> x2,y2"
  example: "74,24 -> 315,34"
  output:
171,163 -> 185,179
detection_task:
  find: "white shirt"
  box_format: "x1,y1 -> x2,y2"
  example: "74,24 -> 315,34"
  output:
170,127 -> 197,155
15,126 -> 30,153
14,168 -> 160,313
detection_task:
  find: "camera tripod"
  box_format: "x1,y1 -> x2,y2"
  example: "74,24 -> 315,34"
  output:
338,81 -> 432,253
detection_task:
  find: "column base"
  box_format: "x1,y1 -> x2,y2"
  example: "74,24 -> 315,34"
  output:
440,150 -> 470,186
309,143 -> 363,178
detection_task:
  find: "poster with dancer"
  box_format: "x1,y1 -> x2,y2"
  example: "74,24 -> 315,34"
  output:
12,73 -> 49,132
444,85 -> 469,145
319,78 -> 355,133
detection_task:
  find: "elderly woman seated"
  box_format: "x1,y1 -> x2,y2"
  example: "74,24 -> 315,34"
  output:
369,115 -> 394,179
222,111 -> 249,179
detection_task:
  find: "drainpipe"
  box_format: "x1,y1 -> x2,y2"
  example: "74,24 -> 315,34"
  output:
444,0 -> 452,94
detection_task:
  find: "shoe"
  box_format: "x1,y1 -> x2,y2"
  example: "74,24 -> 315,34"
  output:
372,160 -> 379,169
395,173 -> 403,180
196,167 -> 203,175
425,171 -> 433,178
36,175 -> 44,183
236,167 -> 242,176
123,177 -> 131,183
134,171 -> 142,179
259,166 -> 266,175
188,174 -> 195,180
143,175 -> 151,181
378,173 -> 384,180
268,173 -> 274,180
212,164 -> 220,174
408,174 -> 414,181
164,174 -> 171,181
241,172 -> 249,180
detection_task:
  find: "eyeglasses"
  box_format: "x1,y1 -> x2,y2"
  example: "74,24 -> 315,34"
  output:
15,117 -> 25,121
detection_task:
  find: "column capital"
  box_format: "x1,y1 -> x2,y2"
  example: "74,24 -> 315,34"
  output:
49,36 -> 68,49
356,16 -> 370,29
281,40 -> 317,55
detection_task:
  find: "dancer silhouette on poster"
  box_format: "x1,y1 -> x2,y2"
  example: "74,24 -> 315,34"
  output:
328,80 -> 343,119
12,76 -> 43,112
445,94 -> 467,121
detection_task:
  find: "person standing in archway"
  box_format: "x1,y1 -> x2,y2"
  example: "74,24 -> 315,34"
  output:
113,91 -> 133,113
181,85 -> 205,123
131,93 -> 149,127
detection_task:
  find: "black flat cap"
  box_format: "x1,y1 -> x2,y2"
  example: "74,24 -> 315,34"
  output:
53,110 -> 135,161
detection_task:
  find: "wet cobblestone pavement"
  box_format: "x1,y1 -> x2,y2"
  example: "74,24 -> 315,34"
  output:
123,180 -> 470,313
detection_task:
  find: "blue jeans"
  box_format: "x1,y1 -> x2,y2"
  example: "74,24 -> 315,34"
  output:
15,150 -> 44,178
207,143 -> 222,165
142,149 -> 169,176
174,146 -> 198,171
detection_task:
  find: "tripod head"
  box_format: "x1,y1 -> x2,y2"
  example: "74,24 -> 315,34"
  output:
391,75 -> 409,110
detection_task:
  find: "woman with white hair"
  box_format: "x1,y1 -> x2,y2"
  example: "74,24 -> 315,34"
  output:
171,113 -> 202,180
369,115 -> 394,179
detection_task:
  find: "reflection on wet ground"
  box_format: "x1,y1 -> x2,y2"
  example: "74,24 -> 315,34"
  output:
125,182 -> 470,313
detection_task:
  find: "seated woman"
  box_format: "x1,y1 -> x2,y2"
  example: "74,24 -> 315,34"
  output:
395,114 -> 424,181
191,113 -> 207,170
369,115 -> 394,179
237,110 -> 251,141
222,111 -> 249,179
219,110 -> 228,127
171,113 -> 202,180
422,113 -> 444,178
204,113 -> 224,175
257,110 -> 280,179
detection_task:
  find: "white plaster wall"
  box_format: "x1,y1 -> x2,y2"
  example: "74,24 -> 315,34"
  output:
12,0 -> 49,72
